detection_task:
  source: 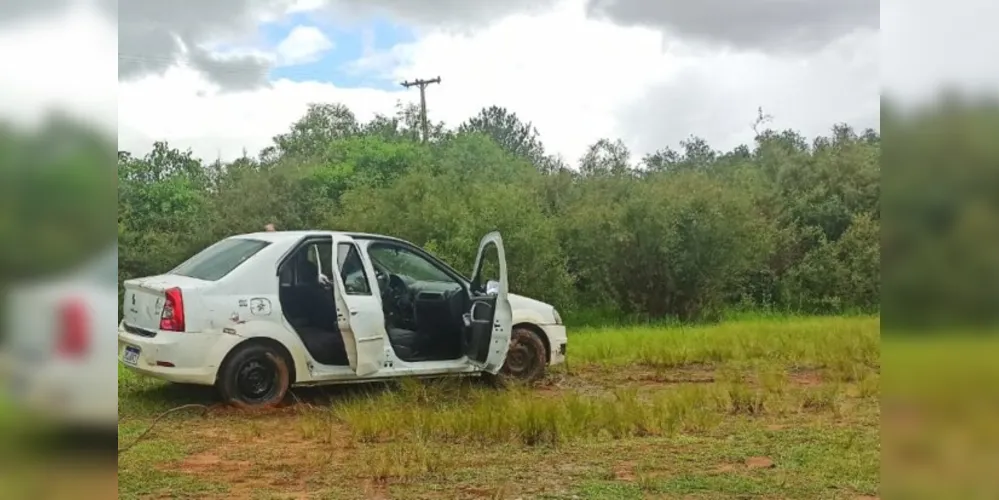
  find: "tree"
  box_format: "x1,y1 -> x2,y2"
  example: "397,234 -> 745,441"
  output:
113,99 -> 883,323
459,106 -> 547,168
579,138 -> 632,177
271,103 -> 360,159
642,137 -> 717,175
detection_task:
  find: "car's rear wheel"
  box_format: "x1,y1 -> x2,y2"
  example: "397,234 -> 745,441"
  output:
487,327 -> 548,387
217,343 -> 291,409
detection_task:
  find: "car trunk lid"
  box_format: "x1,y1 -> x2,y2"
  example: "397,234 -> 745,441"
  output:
122,274 -> 209,332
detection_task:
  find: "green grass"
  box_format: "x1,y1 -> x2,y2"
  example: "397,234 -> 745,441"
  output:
881,335 -> 999,500
116,315 -> 881,499
328,374 -> 869,448
118,421 -> 225,500
568,315 -> 879,370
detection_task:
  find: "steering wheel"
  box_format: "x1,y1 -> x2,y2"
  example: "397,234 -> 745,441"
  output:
382,274 -> 415,328
387,274 -> 410,305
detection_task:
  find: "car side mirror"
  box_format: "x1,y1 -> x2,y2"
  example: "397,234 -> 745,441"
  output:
486,280 -> 500,295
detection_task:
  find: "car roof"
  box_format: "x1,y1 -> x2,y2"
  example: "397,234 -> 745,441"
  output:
233,230 -> 408,245
234,230 -> 329,242
234,230 -> 473,282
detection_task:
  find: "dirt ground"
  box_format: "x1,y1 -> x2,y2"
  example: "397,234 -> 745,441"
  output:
117,362 -> 880,500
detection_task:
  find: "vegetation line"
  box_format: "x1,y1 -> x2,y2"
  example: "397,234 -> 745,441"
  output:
118,103 -> 880,324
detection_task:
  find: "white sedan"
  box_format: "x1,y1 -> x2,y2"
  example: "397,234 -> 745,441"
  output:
1,246 -> 119,430
118,231 -> 567,409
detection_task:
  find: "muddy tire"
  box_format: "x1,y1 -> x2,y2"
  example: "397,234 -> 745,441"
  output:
487,327 -> 548,387
217,343 -> 291,410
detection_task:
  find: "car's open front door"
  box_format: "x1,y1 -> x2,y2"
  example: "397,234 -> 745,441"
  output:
463,231 -> 513,373
329,235 -> 385,377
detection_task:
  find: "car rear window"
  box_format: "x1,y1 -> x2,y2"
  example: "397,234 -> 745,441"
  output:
170,238 -> 270,281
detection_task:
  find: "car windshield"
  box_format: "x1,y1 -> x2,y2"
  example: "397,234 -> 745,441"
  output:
170,238 -> 270,281
367,245 -> 455,284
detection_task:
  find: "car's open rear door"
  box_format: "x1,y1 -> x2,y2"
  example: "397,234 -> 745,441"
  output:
463,232 -> 513,373
329,235 -> 384,377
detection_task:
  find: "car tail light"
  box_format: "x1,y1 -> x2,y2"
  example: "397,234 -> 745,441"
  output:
57,299 -> 89,358
160,288 -> 186,332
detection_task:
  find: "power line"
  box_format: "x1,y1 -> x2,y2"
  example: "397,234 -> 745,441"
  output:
400,77 -> 440,143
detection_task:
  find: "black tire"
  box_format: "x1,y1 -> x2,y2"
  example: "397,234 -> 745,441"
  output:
489,327 -> 548,387
217,343 -> 291,410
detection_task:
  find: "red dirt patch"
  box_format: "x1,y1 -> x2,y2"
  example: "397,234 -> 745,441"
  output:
712,464 -> 740,474
568,364 -> 829,393
178,452 -> 232,473
135,365 -> 856,498
789,370 -> 825,386
160,412 -> 356,499
613,461 -> 638,482
746,457 -> 776,470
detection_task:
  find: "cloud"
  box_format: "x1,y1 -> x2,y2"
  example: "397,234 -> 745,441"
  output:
584,0 -> 879,53
118,0 -> 882,167
882,0 -> 999,105
187,49 -> 273,91
118,0 -> 298,91
617,31 -> 881,157
275,25 -> 334,65
116,0 -> 549,95
286,0 -> 330,14
0,0 -> 73,25
118,67 -> 406,160
95,0 -> 116,20
344,0 -> 672,162
0,2 -> 115,131
329,0 -> 553,29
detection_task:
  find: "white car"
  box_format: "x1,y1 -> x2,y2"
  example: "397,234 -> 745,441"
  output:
118,231 -> 567,408
0,246 -> 119,430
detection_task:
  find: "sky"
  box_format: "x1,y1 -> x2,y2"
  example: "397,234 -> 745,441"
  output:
5,0 -> 994,166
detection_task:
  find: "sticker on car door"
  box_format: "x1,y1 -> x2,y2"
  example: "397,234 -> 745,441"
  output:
250,298 -> 272,316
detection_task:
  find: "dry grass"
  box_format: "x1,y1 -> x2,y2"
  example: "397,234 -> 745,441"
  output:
116,315 -> 881,499
327,372 -> 868,448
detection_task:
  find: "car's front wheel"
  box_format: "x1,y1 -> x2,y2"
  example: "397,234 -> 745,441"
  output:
487,327 -> 548,387
217,343 -> 291,409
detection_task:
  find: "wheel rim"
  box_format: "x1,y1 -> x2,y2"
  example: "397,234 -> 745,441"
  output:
236,358 -> 278,403
504,341 -> 535,378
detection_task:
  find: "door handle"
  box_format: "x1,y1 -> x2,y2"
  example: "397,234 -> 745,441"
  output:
349,309 -> 359,316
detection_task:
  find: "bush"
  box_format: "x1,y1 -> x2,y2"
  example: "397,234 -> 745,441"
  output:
117,102 -> 883,322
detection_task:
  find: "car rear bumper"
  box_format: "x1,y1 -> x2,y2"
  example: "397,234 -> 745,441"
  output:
540,324 -> 568,365
0,352 -> 117,431
117,324 -> 223,386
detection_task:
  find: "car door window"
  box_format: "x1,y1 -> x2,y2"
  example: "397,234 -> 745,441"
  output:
281,241 -> 333,286
337,242 -> 372,295
313,241 -> 334,279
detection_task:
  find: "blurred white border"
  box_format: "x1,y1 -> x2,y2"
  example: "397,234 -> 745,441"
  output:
0,1 -> 116,132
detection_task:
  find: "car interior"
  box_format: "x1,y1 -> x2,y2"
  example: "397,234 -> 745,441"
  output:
364,242 -> 468,362
277,237 -> 490,366
278,239 -> 349,366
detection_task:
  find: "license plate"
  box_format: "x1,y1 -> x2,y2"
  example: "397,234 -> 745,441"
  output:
123,346 -> 140,366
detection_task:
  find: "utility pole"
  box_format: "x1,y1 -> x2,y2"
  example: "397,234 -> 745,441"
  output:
400,76 -> 441,143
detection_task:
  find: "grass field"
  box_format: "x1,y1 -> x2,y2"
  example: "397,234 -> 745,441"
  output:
117,315 -> 881,500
